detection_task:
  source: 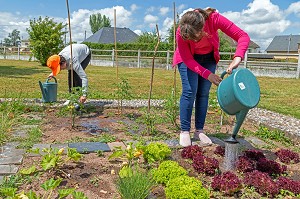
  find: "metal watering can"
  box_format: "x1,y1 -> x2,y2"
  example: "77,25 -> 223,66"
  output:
39,77 -> 58,103
217,68 -> 260,143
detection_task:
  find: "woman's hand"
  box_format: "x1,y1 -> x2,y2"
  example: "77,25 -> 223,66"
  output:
227,56 -> 242,74
208,73 -> 222,86
79,96 -> 87,103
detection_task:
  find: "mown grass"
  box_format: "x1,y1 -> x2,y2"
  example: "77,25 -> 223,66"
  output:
0,59 -> 299,119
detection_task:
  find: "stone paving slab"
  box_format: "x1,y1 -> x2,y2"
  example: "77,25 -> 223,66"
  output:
107,142 -> 126,151
0,155 -> 23,165
1,149 -> 26,157
28,144 -> 51,156
69,142 -> 111,153
0,165 -> 18,175
51,143 -> 68,154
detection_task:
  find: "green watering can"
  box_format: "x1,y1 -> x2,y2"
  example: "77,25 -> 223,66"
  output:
217,68 -> 260,143
39,77 -> 58,103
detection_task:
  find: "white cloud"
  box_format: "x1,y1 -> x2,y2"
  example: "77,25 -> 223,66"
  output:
160,17 -> 173,40
222,0 -> 293,50
146,6 -> 156,13
130,4 -> 138,12
144,14 -> 158,23
160,7 -> 170,16
285,1 -> 300,17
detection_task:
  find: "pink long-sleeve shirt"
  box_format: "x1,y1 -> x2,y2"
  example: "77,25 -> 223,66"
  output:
173,11 -> 250,79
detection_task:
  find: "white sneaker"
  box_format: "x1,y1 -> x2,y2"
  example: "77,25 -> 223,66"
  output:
63,100 -> 70,106
194,130 -> 212,145
179,131 -> 191,147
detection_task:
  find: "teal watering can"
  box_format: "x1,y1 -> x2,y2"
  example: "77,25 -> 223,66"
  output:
217,68 -> 260,143
39,77 -> 58,103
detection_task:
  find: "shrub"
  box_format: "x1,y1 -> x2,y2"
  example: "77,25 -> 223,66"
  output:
214,146 -> 225,157
152,160 -> 187,185
117,169 -> 154,199
143,142 -> 171,164
211,171 -> 242,196
236,156 -> 256,173
243,149 -> 265,161
165,176 -> 210,199
276,176 -> 300,195
275,149 -> 300,164
256,158 -> 287,176
192,155 -> 219,176
243,170 -> 279,196
181,145 -> 203,159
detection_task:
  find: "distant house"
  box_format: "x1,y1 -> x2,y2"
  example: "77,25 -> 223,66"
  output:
222,34 -> 260,53
83,27 -> 139,44
265,35 -> 300,59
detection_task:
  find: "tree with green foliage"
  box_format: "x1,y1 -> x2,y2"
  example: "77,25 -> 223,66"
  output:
219,31 -> 236,60
3,29 -> 21,46
27,16 -> 66,66
89,13 -> 111,34
135,30 -> 158,44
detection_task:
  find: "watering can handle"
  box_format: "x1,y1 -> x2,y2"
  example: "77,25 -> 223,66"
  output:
46,76 -> 57,83
220,69 -> 237,79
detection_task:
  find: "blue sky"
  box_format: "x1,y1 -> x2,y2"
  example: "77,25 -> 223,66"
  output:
0,0 -> 300,50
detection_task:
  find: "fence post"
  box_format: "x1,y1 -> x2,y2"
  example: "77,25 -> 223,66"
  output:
166,50 -> 170,70
18,46 -> 20,60
243,51 -> 248,68
4,46 -> 6,59
138,49 -> 141,68
296,52 -> 300,79
112,49 -> 115,67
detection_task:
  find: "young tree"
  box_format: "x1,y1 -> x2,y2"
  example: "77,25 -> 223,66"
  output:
3,29 -> 21,46
27,16 -> 66,65
135,30 -> 158,44
89,13 -> 111,34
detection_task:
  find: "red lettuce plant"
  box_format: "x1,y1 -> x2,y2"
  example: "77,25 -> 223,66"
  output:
275,149 -> 300,164
214,146 -> 225,157
211,171 -> 242,195
236,156 -> 256,173
192,154 -> 219,176
276,176 -> 300,195
181,145 -> 203,159
243,170 -> 279,196
256,158 -> 287,176
243,149 -> 265,161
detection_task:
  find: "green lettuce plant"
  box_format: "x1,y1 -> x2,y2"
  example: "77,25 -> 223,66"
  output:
143,142 -> 171,164
152,160 -> 187,185
165,176 -> 210,199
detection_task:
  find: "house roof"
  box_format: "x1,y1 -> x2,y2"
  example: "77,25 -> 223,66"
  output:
83,27 -> 138,44
222,34 -> 260,49
265,35 -> 300,52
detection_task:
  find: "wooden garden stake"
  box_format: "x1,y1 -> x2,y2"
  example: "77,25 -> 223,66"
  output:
113,9 -> 121,114
147,24 -> 160,113
66,0 -> 75,127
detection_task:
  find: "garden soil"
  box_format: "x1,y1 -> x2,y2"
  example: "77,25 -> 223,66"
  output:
18,107 -> 300,199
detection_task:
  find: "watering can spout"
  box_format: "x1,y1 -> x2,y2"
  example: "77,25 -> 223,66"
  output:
225,109 -> 249,143
39,81 -> 47,100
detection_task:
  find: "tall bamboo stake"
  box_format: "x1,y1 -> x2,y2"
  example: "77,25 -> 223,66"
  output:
147,24 -> 160,113
113,9 -> 121,114
173,2 -> 178,126
66,0 -> 74,127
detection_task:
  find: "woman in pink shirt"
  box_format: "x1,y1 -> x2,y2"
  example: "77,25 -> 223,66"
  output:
173,8 -> 250,146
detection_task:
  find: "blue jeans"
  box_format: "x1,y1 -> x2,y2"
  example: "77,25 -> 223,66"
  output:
178,53 -> 216,131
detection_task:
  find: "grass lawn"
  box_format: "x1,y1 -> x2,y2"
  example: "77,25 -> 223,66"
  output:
0,59 -> 299,119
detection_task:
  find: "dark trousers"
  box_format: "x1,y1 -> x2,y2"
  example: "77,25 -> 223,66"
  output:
68,52 -> 91,93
